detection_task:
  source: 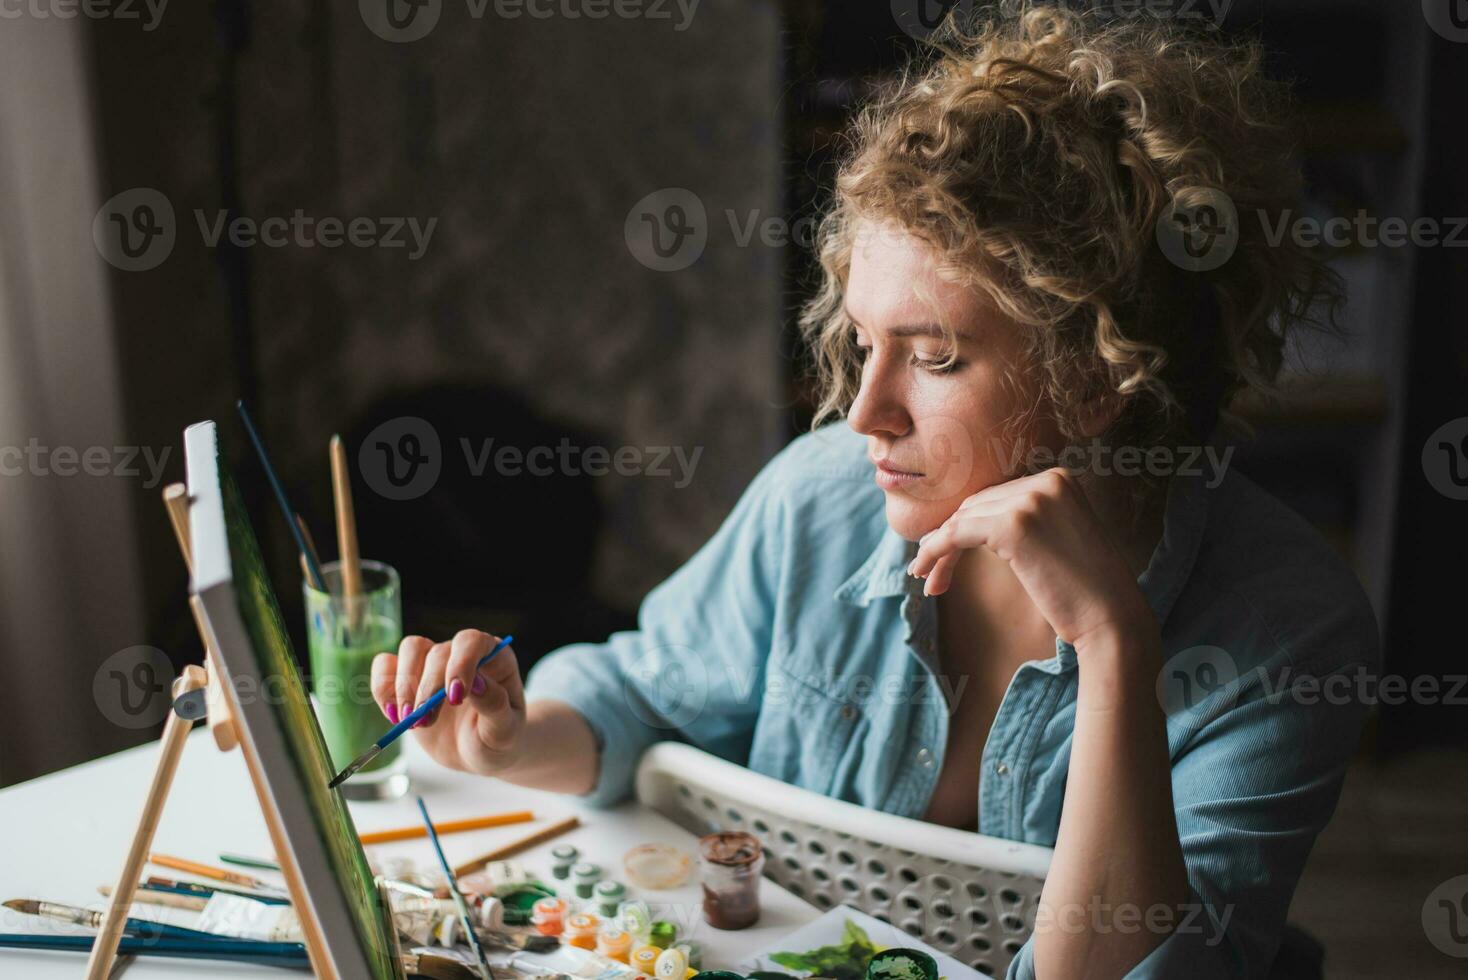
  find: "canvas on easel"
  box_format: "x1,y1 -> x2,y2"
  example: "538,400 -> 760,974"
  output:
183,418 -> 407,980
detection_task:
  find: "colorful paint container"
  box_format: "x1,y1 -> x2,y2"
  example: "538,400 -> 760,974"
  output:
596,927 -> 633,963
572,862 -> 603,899
564,912 -> 601,950
530,897 -> 568,937
594,879 -> 627,918
630,944 -> 662,974
551,844 -> 580,880
654,946 -> 689,980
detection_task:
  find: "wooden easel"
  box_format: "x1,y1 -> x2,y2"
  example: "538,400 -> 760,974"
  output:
83,484 -> 340,979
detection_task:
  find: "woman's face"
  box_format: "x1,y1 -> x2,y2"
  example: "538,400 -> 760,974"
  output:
845,220 -> 1055,542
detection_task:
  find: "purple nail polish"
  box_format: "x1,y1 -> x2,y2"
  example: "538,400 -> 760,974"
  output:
448,680 -> 464,705
402,703 -> 413,724
385,702 -> 399,724
471,674 -> 486,696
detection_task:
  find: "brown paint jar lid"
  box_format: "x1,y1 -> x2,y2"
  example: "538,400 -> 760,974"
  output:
698,832 -> 762,867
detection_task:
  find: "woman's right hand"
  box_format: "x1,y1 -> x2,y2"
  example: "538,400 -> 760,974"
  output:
370,630 -> 526,776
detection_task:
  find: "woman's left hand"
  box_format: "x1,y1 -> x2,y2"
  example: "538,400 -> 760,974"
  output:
907,468 -> 1156,650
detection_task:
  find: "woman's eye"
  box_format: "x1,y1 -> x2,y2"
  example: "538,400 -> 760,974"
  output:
913,353 -> 963,374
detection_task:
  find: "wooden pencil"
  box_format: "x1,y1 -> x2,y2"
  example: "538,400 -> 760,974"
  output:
452,816 -> 581,877
148,853 -> 277,893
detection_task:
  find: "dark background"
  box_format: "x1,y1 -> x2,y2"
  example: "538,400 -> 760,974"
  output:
0,1 -> 1465,973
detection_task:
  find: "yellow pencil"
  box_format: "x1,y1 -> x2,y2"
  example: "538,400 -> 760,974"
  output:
359,809 -> 536,846
148,853 -> 278,892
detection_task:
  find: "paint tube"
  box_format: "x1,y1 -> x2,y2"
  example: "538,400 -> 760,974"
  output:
193,892 -> 303,943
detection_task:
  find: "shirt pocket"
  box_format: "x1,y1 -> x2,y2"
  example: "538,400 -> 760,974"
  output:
748,657 -> 866,798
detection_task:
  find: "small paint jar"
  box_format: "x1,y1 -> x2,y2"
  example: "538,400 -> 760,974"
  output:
617,899 -> 652,943
530,897 -> 568,936
654,946 -> 688,980
593,879 -> 627,918
551,844 -> 579,880
676,942 -> 703,971
697,832 -> 763,930
563,912 -> 600,949
572,862 -> 603,899
648,920 -> 677,949
596,927 -> 633,963
630,944 -> 662,974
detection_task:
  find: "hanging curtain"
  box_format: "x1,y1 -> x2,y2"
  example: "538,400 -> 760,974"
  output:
0,16 -> 147,786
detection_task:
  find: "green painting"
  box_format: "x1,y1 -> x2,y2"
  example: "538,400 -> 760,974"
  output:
220,460 -> 400,980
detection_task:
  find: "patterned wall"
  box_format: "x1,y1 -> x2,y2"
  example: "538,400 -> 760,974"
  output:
98,0 -> 787,622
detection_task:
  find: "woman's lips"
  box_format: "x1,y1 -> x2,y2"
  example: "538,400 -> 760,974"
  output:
873,459 -> 925,491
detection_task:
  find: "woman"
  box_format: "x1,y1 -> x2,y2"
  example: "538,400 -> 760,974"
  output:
371,6 -> 1378,976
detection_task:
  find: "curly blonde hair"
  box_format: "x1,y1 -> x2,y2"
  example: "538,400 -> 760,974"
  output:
801,1 -> 1341,455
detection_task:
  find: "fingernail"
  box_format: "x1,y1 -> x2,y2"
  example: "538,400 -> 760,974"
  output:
448,680 -> 464,705
385,703 -> 399,724
401,703 -> 413,723
471,674 -> 486,696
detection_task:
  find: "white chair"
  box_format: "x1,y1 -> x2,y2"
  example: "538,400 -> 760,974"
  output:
635,742 -> 1052,978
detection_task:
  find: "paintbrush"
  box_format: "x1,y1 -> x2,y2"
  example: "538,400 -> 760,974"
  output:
150,852 -> 286,895
236,400 -> 328,592
5,898 -> 247,945
417,796 -> 493,980
328,634 -> 513,788
142,877 -> 292,906
330,434 -> 365,634
98,884 -> 208,912
0,933 -> 310,969
480,928 -> 559,953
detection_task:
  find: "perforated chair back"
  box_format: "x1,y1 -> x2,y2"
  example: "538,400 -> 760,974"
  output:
635,742 -> 1052,977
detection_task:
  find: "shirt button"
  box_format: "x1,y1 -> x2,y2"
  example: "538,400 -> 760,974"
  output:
995,761 -> 1010,776
840,704 -> 857,721
916,747 -> 935,769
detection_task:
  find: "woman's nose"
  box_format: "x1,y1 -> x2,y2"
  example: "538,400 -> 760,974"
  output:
847,363 -> 911,438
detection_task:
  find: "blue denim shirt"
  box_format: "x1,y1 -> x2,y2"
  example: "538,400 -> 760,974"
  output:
525,424 -> 1379,978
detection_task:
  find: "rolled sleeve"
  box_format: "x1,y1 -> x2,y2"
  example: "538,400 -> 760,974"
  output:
524,459 -> 786,808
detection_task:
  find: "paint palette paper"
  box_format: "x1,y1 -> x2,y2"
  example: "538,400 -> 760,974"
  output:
736,906 -> 989,980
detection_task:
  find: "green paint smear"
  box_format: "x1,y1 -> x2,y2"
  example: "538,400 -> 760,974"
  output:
222,460 -> 399,980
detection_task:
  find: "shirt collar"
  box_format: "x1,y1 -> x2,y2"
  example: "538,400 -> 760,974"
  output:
834,473 -> 1211,630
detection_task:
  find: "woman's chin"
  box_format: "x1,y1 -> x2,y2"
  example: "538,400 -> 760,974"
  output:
882,492 -> 956,543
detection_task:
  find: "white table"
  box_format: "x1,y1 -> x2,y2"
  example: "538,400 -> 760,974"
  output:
0,731 -> 819,977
